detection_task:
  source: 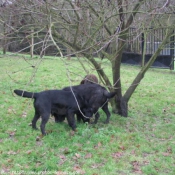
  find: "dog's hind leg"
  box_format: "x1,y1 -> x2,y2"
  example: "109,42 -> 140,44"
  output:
40,113 -> 50,135
76,111 -> 82,123
32,111 -> 40,130
102,103 -> 111,124
67,110 -> 77,131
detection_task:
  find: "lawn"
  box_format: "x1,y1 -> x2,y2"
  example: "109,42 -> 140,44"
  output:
0,53 -> 175,175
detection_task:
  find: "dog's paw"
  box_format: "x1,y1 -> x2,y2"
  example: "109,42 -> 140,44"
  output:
104,120 -> 109,124
31,125 -> 39,130
29,123 -> 39,129
90,121 -> 97,125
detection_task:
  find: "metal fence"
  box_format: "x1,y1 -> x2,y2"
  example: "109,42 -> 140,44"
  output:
123,28 -> 175,69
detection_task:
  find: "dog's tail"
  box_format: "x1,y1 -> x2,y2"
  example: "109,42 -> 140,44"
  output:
104,91 -> 116,99
14,89 -> 38,99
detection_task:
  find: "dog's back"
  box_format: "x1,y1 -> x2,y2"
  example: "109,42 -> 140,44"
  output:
63,84 -> 115,102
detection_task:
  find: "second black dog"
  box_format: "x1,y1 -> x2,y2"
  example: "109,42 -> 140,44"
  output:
63,84 -> 116,124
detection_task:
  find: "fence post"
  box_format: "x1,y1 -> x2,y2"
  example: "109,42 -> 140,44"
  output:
141,32 -> 145,67
3,22 -> 7,54
170,30 -> 174,70
30,28 -> 34,58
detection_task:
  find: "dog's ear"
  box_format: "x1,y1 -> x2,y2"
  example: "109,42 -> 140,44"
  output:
80,80 -> 85,84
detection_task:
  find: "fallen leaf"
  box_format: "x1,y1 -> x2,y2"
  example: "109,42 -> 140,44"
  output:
58,155 -> 67,165
7,159 -> 13,163
75,153 -> 81,158
91,163 -> 103,169
112,152 -> 123,158
163,109 -> 166,112
7,106 -> 16,114
8,108 -> 12,113
36,161 -> 42,167
110,135 -> 115,143
143,160 -> 150,165
154,158 -> 160,162
119,145 -> 126,151
36,136 -> 41,142
73,166 -> 85,174
5,99 -> 9,102
0,167 -> 10,174
131,150 -> 136,155
74,143 -> 83,147
85,153 -> 92,159
167,147 -> 172,153
8,130 -> 17,137
60,155 -> 66,160
56,171 -> 67,175
73,153 -> 81,161
94,142 -> 102,149
136,144 -> 140,148
7,150 -> 18,155
59,160 -> 66,166
63,148 -> 71,154
26,150 -> 32,155
162,152 -> 170,157
21,111 -> 27,118
131,161 -> 142,174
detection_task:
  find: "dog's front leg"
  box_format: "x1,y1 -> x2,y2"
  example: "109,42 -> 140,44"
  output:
67,110 -> 77,131
93,111 -> 100,124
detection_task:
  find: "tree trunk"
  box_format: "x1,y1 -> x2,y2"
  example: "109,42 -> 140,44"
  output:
111,39 -> 128,117
112,68 -> 128,117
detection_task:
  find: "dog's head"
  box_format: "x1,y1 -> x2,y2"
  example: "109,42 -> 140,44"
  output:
80,74 -> 98,85
81,107 -> 94,118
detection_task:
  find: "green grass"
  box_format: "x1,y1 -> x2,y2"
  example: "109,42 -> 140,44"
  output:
1,54 -> 175,174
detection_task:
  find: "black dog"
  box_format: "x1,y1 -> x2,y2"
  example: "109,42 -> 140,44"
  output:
14,89 -> 93,135
62,84 -> 116,124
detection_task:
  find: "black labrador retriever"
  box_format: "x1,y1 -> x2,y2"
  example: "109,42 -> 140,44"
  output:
14,89 -> 93,135
62,84 -> 116,124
